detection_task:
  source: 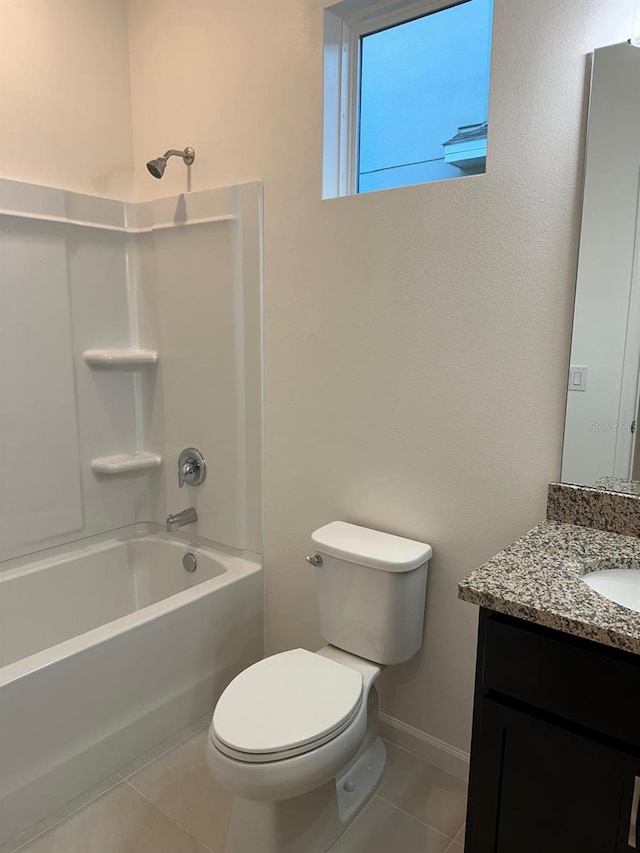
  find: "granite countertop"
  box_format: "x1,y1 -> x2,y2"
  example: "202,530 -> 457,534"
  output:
458,520 -> 640,655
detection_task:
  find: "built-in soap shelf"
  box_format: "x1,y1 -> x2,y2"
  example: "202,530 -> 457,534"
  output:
83,349 -> 159,367
90,453 -> 162,475
85,348 -> 160,477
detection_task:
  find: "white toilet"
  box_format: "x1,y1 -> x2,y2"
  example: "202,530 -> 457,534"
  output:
205,521 -> 432,853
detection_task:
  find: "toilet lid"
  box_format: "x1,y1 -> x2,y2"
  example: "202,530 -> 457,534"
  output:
212,649 -> 363,755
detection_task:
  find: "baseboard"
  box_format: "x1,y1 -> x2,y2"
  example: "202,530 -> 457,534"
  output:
378,713 -> 470,781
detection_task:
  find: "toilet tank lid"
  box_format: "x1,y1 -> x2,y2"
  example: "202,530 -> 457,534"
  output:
311,522 -> 432,572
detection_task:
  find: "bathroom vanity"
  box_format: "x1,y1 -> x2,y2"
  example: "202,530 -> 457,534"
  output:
464,610 -> 639,852
459,497 -> 640,853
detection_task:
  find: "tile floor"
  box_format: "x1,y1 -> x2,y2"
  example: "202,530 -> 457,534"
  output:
8,725 -> 467,853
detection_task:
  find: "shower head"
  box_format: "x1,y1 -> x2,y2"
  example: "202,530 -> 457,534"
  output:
146,156 -> 167,179
146,147 -> 195,179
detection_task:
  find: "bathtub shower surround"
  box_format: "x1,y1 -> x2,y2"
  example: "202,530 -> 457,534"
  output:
0,177 -> 263,561
0,178 -> 264,844
0,526 -> 263,845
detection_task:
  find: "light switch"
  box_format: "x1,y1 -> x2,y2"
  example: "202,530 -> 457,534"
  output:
568,365 -> 588,391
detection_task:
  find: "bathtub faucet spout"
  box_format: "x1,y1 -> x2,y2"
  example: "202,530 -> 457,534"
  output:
166,507 -> 198,532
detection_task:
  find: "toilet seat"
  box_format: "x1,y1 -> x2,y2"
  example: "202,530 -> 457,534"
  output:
212,649 -> 363,764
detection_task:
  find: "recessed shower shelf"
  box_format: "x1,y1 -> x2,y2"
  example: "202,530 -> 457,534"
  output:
83,349 -> 159,368
91,453 -> 162,475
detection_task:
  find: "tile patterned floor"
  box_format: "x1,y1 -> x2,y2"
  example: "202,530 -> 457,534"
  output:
9,726 -> 467,853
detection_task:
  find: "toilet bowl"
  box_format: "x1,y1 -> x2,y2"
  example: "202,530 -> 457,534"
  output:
206,521 -> 432,853
206,646 -> 382,801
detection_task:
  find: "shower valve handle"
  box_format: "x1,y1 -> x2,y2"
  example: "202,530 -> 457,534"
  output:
181,459 -> 198,481
178,448 -> 206,488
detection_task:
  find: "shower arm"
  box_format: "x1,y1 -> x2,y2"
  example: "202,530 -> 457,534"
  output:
163,148 -> 195,165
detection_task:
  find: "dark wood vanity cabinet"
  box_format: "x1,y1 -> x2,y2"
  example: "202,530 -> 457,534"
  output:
465,609 -> 640,853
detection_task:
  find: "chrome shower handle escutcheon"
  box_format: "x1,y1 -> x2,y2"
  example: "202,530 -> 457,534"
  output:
178,447 -> 206,488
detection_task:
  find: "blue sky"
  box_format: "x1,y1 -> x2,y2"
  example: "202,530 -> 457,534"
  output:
358,0 -> 493,193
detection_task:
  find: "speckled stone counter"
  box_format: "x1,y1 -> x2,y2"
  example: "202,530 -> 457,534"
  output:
458,521 -> 640,655
547,482 -> 640,536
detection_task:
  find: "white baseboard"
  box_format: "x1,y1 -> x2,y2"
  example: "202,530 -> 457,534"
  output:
378,713 -> 470,781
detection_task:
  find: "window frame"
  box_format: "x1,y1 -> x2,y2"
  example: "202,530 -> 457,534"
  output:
323,0 -> 474,199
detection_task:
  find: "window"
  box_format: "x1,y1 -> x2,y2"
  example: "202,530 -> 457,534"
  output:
323,0 -> 494,198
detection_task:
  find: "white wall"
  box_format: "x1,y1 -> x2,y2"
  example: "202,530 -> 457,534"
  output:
562,43 -> 640,486
0,0 -> 134,199
127,0 -> 638,751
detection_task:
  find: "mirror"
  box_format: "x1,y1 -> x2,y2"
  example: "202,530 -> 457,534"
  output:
561,41 -> 640,495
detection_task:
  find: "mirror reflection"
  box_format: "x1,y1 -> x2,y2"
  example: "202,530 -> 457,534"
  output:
561,41 -> 640,495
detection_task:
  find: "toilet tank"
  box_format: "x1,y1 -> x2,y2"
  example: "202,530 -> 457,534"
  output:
310,522 -> 432,665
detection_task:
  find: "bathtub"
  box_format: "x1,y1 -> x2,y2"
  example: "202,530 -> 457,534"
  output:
0,525 -> 263,844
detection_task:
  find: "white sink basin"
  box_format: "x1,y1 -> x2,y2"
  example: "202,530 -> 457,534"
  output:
582,569 -> 640,614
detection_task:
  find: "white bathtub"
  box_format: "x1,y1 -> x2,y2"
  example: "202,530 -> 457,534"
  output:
0,526 -> 263,844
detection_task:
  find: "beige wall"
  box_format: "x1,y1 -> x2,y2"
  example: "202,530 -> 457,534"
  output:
1,0 -> 637,753
127,0 -> 637,751
0,0 -> 134,199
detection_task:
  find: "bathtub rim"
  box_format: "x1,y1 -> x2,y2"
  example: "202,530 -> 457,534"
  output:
0,521 -> 257,576
0,530 -> 262,689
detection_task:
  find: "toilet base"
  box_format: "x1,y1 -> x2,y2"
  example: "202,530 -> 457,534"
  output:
336,736 -> 386,825
225,737 -> 387,853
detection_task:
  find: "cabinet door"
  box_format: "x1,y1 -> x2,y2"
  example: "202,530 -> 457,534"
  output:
466,699 -> 640,853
